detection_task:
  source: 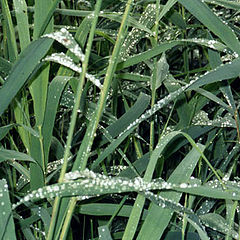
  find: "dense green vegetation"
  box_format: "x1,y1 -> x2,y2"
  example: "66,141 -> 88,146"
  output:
0,0 -> 240,239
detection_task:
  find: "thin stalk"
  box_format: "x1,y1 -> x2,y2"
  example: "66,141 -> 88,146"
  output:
59,1 -> 134,238
181,4 -> 190,83
181,195 -> 188,240
38,125 -> 45,174
59,198 -> 76,240
90,219 -> 94,240
46,1 -> 103,239
73,0 -> 134,172
149,0 -> 160,152
234,109 -> 240,143
149,64 -> 157,152
133,136 -> 143,159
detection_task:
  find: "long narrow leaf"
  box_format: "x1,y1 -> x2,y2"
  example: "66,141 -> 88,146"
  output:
177,0 -> 240,54
0,38 -> 53,116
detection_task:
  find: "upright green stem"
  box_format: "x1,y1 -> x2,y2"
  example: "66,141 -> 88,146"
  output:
59,198 -> 76,240
150,67 -> 157,152
149,0 -> 160,152
38,125 -> 45,174
47,1 -> 103,239
181,5 -> 189,83
73,0 -> 134,171
59,0 -> 134,238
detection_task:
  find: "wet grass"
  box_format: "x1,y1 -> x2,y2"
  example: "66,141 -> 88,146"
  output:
0,0 -> 240,239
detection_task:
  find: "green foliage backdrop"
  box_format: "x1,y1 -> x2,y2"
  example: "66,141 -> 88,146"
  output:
0,0 -> 240,239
